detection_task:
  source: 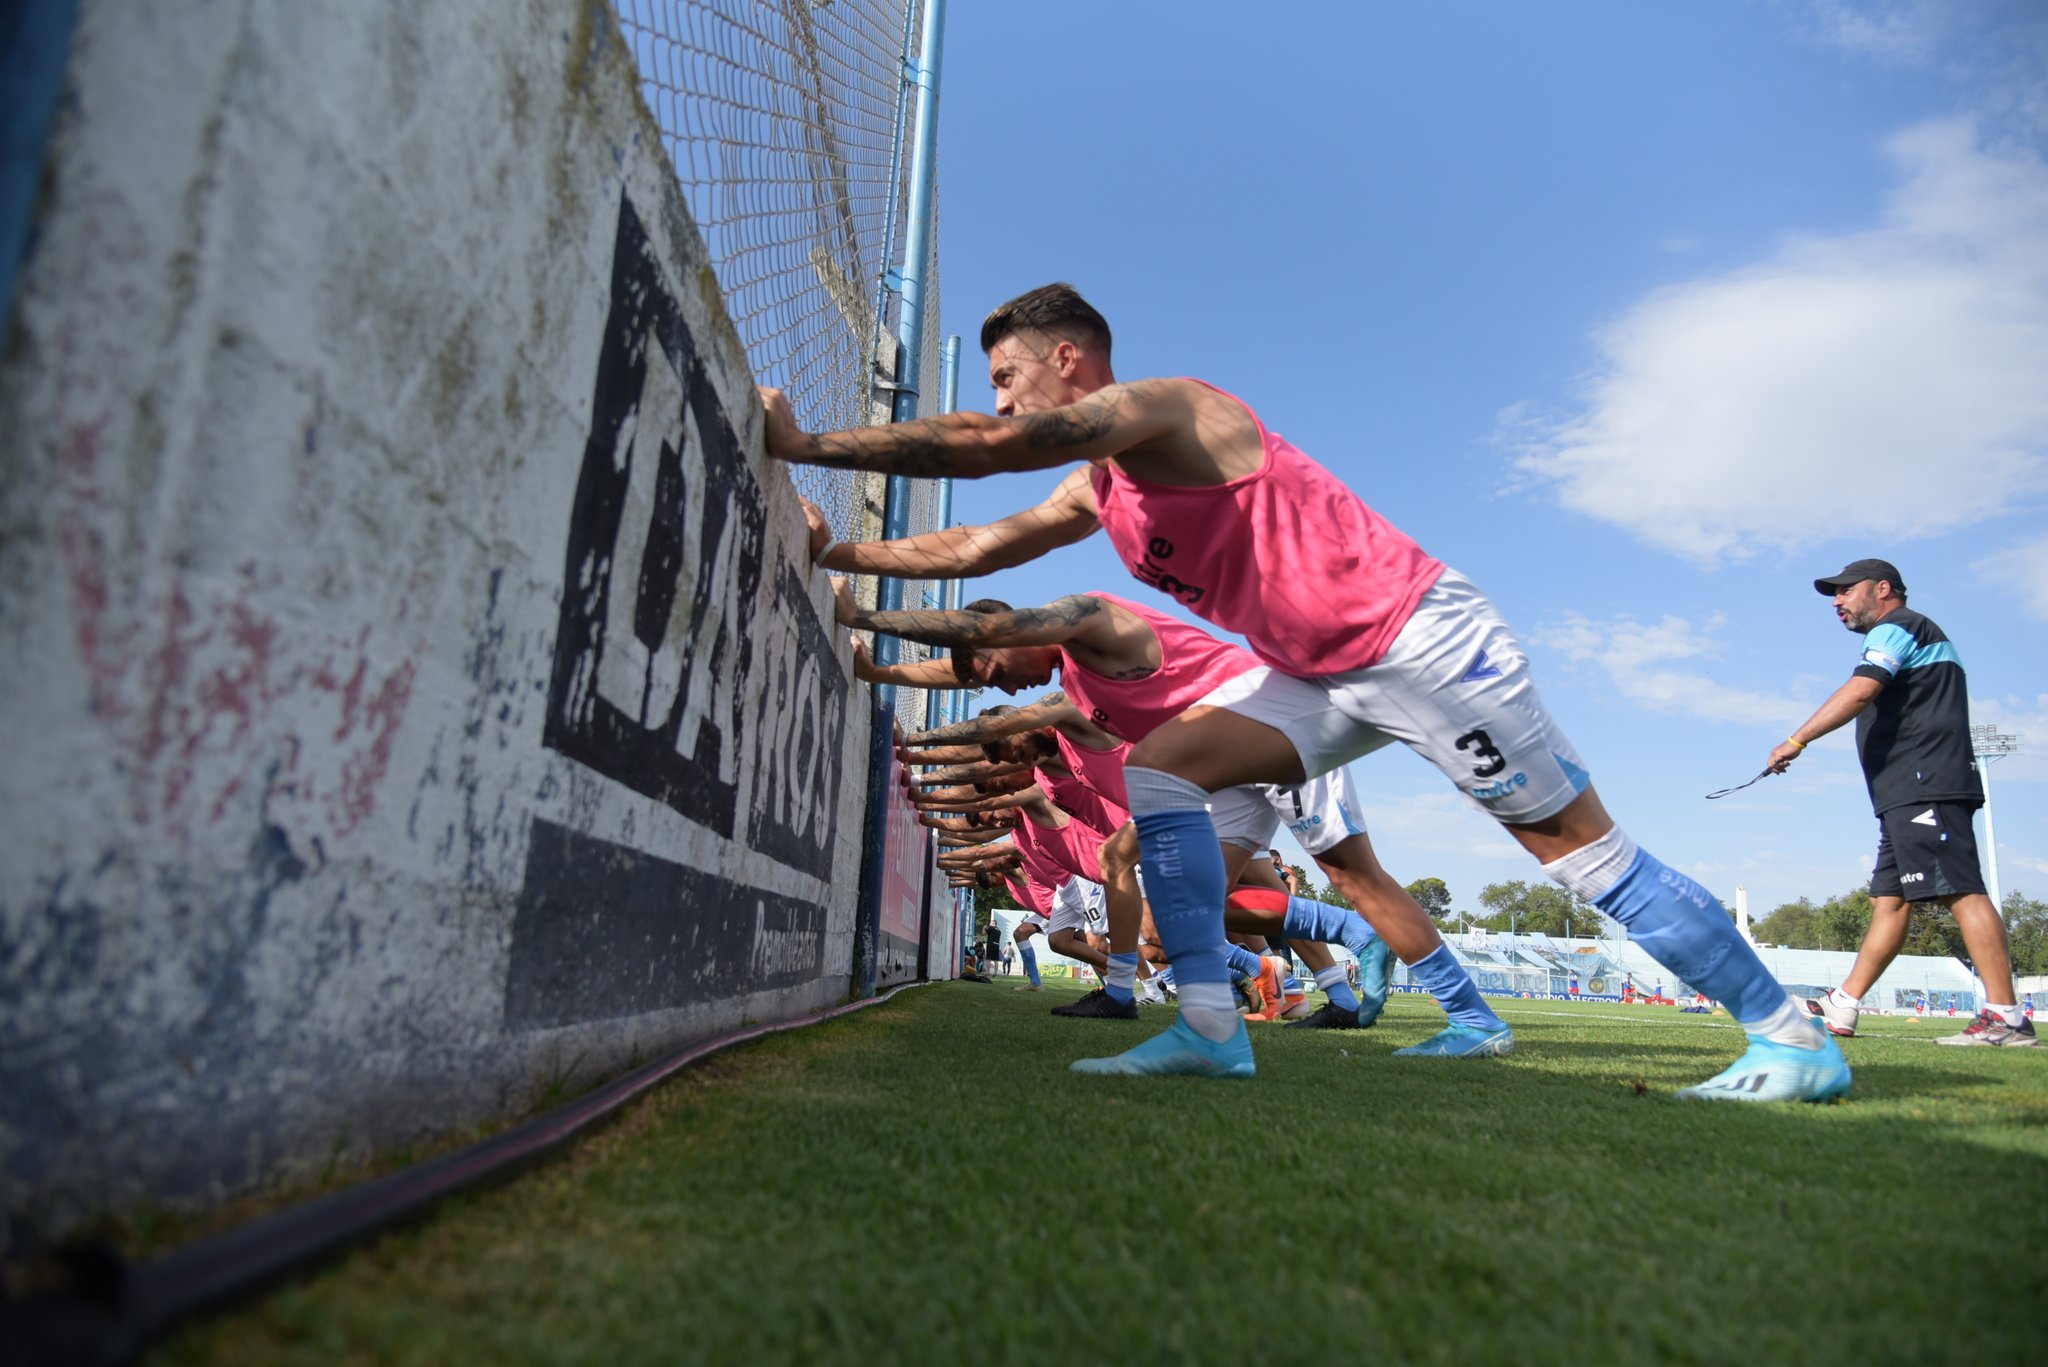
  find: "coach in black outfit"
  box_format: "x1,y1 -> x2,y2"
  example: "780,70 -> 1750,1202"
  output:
1766,558 -> 2033,1047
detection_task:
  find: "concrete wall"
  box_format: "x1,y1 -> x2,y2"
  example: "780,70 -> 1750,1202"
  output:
0,0 -> 876,1239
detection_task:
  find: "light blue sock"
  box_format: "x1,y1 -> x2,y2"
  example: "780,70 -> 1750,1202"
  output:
1409,944 -> 1504,1030
1127,766 -> 1234,1041
1282,895 -> 1381,960
1593,849 -> 1786,1027
1020,941 -> 1041,987
1155,965 -> 1176,990
1105,952 -> 1138,1004
1314,964 -> 1361,1012
1224,944 -> 1264,979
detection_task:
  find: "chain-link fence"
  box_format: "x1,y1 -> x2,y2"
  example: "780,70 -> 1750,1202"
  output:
616,0 -> 954,727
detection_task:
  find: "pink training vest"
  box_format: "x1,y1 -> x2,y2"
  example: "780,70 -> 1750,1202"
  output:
1088,380 -> 1444,675
1052,729 -> 1134,813
1014,804 -> 1107,886
1036,753 -> 1130,834
1057,592 -> 1261,743
1004,868 -> 1051,916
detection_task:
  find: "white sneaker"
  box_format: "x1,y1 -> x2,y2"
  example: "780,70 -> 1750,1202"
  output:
1806,987 -> 1859,1038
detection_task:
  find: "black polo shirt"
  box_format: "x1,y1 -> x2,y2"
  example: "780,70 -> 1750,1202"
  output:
1850,606 -> 1982,815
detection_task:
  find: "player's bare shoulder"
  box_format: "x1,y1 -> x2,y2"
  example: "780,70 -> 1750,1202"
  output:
1108,378 -> 1264,487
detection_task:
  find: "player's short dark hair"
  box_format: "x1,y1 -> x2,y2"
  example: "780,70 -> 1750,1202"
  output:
980,283 -> 1112,359
951,598 -> 1011,684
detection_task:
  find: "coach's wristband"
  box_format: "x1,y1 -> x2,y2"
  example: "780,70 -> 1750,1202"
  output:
813,538 -> 840,567
1786,736 -> 1806,751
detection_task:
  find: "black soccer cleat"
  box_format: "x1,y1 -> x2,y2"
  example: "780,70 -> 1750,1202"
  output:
1051,989 -> 1140,1019
1283,1001 -> 1370,1030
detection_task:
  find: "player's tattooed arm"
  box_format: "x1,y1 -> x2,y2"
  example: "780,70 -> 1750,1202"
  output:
837,583 -> 1106,649
913,760 -> 1036,786
848,636 -> 957,688
897,742 -> 987,765
814,470 -> 1099,578
760,381 -> 1175,478
903,693 -> 1078,747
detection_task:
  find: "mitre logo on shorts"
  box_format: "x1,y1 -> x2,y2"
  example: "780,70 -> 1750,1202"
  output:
1132,536 -> 1206,606
1471,772 -> 1528,802
1900,871 -> 1926,884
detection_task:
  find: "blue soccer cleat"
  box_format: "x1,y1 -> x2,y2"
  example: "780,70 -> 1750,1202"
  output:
1393,1022 -> 1515,1057
1676,1027 -> 1851,1103
1355,938 -> 1393,1025
1070,1016 -> 1256,1078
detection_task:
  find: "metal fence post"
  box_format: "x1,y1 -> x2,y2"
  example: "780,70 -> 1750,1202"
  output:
855,0 -> 948,996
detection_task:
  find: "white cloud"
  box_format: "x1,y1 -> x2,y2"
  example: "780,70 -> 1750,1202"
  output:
1511,119 -> 2048,566
1801,0 -> 1951,64
1974,532 -> 2048,621
1799,2 -> 2048,136
1532,611 -> 1821,727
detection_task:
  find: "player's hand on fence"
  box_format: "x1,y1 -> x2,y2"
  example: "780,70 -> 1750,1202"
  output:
850,636 -> 880,683
759,386 -> 806,461
798,495 -> 834,565
829,575 -> 857,627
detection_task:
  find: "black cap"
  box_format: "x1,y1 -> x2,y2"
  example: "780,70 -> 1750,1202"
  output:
1814,558 -> 1906,596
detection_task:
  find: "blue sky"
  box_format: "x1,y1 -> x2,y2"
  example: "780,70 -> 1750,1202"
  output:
924,0 -> 2048,922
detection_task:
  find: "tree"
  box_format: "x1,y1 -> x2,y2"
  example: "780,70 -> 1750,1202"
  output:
1900,900 -> 1966,962
1814,887 -> 1875,952
1752,897 -> 1821,948
2005,891 -> 2048,978
970,879 -> 1019,920
1404,877 -> 1452,925
1472,879 -> 1599,937
1751,887 -> 2046,976
1314,881 -> 1355,911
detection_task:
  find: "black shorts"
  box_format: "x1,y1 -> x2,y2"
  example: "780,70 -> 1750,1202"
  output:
1869,801 -> 1986,900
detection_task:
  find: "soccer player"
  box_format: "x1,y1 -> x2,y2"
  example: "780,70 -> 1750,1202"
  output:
843,576 -> 1496,1043
762,282 -> 1847,1101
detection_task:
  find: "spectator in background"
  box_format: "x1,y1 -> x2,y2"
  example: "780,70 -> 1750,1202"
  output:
1270,851 -> 1301,897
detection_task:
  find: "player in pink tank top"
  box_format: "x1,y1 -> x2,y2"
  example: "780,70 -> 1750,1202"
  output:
1087,386 -> 1441,675
765,283 -> 1847,1101
846,584 -> 1447,1032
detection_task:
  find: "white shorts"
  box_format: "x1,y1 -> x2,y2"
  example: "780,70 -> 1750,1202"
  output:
1209,766 -> 1367,856
1018,912 -> 1050,935
1050,877 -> 1109,937
1198,570 -> 1588,825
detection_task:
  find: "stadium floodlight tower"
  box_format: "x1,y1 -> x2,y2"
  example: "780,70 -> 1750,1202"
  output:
1970,724 -> 2020,917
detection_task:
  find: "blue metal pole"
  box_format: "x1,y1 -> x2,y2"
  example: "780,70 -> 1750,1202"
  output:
875,0 -> 948,644
857,0 -> 948,996
936,334 -> 970,956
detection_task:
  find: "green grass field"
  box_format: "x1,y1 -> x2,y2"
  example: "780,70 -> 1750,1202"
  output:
160,982 -> 2047,1364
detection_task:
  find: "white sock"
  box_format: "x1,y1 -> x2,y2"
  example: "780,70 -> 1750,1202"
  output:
1991,1002 -> 2023,1026
1831,987 -> 1861,1009
1751,997 -> 1824,1049
1177,983 -> 1240,1042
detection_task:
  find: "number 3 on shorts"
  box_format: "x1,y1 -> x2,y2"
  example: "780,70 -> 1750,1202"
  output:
1455,729 -> 1507,778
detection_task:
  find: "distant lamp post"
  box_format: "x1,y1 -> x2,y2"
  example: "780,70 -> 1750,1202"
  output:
1971,724 -> 2020,917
